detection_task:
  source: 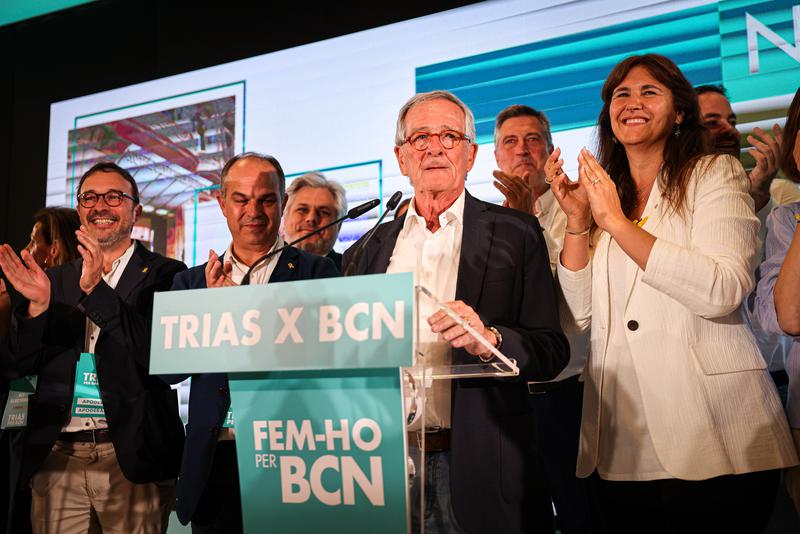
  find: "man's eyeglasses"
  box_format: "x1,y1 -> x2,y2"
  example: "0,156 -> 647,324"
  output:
77,190 -> 137,208
402,130 -> 472,151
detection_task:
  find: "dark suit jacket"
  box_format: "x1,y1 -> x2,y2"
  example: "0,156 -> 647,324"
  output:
168,246 -> 339,525
342,191 -> 569,533
1,242 -> 187,489
326,249 -> 342,272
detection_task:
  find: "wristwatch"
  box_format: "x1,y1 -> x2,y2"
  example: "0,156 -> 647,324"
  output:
479,326 -> 503,362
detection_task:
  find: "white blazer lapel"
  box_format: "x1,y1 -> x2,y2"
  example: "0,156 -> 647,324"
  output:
622,179 -> 666,311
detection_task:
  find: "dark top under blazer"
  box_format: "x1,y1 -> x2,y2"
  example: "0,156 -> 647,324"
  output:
1,241 -> 187,488
342,191 -> 569,534
168,246 -> 339,525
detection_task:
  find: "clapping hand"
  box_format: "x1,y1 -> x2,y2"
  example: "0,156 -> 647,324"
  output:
205,249 -> 236,288
546,147 -> 591,231
0,245 -> 50,318
747,125 -> 782,197
577,148 -> 628,233
75,225 -> 106,294
493,170 -> 533,214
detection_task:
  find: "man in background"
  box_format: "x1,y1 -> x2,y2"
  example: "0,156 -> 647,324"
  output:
696,84 -> 799,211
493,104 -> 593,533
282,172 -> 347,271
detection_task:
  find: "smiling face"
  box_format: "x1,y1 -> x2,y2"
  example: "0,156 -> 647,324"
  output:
395,98 -> 477,198
494,115 -> 552,187
698,91 -> 741,158
609,65 -> 683,153
77,170 -> 140,250
218,157 -> 283,255
283,186 -> 339,255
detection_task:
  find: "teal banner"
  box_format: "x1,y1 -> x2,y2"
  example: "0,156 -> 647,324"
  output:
149,273 -> 414,374
720,0 -> 800,103
72,353 -> 105,417
230,369 -> 409,533
1,375 -> 37,429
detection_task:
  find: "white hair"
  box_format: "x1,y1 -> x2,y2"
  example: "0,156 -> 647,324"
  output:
394,90 -> 476,146
285,172 -> 347,219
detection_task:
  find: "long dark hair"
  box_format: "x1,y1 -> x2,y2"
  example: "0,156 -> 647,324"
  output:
596,54 -> 713,217
780,88 -> 800,183
32,207 -> 80,266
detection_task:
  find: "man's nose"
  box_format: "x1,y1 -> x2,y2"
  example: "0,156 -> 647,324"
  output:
720,120 -> 739,137
305,209 -> 320,226
426,134 -> 446,154
245,199 -> 261,216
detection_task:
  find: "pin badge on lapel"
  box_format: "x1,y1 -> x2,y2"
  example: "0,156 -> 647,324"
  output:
287,262 -> 295,270
142,267 -> 149,273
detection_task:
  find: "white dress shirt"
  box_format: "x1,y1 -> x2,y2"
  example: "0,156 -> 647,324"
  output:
387,191 -> 465,430
223,237 -> 284,286
64,241 -> 136,432
217,237 -> 284,440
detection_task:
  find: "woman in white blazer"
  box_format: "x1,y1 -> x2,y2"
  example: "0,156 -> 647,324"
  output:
547,53 -> 797,533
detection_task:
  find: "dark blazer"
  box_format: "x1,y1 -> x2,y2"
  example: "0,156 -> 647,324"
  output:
342,191 -> 569,533
1,242 -> 187,488
325,249 -> 343,272
168,246 -> 339,525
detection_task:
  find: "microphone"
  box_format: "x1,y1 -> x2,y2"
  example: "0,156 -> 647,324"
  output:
240,198 -> 380,285
342,191 -> 403,277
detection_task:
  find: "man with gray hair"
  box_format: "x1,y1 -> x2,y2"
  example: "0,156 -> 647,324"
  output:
344,90 -> 568,533
494,104 -> 594,533
283,171 -> 348,271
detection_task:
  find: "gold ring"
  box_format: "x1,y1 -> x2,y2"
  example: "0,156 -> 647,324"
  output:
591,178 -> 601,185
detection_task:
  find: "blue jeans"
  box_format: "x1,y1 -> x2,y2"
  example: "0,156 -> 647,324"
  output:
410,450 -> 465,534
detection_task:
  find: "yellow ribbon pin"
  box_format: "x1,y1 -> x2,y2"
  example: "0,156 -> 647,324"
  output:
287,262 -> 295,270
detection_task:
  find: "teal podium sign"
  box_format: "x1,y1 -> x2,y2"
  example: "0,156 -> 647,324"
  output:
150,273 -> 413,533
230,370 -> 408,533
150,273 -> 413,374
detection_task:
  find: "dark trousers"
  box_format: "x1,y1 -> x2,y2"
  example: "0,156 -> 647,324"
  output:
4,429 -> 31,534
191,441 -> 243,534
524,376 -> 594,534
589,469 -> 780,534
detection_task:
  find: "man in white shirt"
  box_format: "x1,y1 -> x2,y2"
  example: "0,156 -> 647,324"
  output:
0,162 -> 186,533
343,91 -> 568,534
493,105 -> 593,533
167,152 -> 339,533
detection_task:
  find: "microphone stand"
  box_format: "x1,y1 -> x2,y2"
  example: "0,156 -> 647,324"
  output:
342,191 -> 403,277
240,198 -> 380,285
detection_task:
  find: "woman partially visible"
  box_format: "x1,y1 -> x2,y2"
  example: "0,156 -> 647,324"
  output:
754,86 -> 800,515
0,207 -> 79,534
549,53 -> 797,532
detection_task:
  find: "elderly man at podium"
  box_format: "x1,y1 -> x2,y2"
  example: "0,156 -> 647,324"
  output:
343,91 -> 569,534
168,152 -> 339,534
